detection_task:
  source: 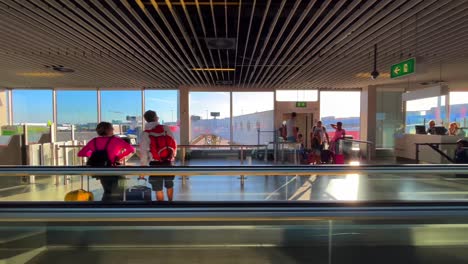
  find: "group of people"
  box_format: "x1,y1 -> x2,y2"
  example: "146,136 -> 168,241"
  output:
77,110 -> 177,202
426,120 -> 465,136
281,112 -> 347,164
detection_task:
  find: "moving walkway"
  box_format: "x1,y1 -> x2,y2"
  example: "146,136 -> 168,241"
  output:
2,165 -> 468,263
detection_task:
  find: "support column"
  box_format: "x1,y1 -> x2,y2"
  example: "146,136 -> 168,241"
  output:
360,86 -> 377,159
179,87 -> 190,145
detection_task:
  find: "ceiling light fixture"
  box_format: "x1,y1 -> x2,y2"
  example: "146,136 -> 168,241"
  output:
192,68 -> 235,71
16,72 -> 64,77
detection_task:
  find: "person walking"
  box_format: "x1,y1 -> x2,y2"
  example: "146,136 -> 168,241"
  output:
330,122 -> 346,164
78,122 -> 135,201
140,110 -> 177,201
286,112 -> 297,142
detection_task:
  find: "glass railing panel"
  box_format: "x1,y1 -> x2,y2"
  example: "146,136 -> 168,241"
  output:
1,165 -> 468,202
2,205 -> 468,263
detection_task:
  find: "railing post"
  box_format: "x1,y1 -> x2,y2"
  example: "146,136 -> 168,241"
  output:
415,143 -> 420,164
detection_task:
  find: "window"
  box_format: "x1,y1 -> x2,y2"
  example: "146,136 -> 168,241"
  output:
189,92 -> 230,143
449,91 -> 468,136
12,89 -> 52,124
57,90 -> 97,141
12,89 -> 53,143
320,91 -> 361,139
232,92 -> 274,145
405,96 -> 446,134
144,90 -> 180,142
276,90 -> 318,102
101,90 -> 142,139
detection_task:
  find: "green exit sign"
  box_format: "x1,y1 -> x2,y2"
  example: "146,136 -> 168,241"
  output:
295,102 -> 307,108
391,58 -> 415,78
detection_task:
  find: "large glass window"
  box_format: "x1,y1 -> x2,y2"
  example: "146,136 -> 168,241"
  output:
376,89 -> 404,148
232,92 -> 274,145
57,90 -> 97,142
405,96 -> 446,134
12,89 -> 52,124
189,92 -> 230,144
320,91 -> 361,139
449,91 -> 468,136
101,90 -> 142,139
144,90 -> 180,142
276,90 -> 318,102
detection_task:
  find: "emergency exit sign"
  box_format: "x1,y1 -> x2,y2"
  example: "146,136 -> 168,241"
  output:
295,102 -> 307,108
391,58 -> 415,78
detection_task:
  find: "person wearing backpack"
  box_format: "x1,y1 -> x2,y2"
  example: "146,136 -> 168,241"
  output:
78,122 -> 135,201
139,110 -> 177,201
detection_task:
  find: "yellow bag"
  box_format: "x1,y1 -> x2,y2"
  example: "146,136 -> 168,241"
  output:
64,176 -> 94,201
64,189 -> 94,201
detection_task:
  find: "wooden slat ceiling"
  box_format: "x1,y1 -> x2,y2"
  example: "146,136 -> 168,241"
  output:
0,0 -> 468,89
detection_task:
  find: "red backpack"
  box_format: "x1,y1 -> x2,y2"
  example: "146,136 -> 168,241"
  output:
145,125 -> 177,162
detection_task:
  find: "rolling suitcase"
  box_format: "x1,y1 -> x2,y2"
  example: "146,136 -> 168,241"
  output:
125,179 -> 152,201
65,176 -> 94,201
334,154 -> 345,164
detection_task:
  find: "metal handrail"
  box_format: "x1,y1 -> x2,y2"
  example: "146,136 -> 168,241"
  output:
2,202 -> 468,222
1,165 -> 468,177
340,139 -> 374,145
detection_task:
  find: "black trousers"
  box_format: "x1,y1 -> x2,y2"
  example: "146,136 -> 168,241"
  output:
100,176 -> 125,202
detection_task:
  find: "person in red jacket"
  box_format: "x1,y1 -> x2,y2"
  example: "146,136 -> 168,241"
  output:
78,122 -> 134,201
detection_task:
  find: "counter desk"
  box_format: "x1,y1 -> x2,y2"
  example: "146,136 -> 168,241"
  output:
394,134 -> 466,163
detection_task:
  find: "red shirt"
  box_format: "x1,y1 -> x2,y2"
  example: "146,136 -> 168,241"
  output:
78,136 -> 134,163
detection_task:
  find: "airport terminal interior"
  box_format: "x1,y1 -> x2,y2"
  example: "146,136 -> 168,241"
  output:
2,0 -> 468,263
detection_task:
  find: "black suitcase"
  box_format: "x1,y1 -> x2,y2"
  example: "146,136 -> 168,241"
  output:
125,179 -> 152,201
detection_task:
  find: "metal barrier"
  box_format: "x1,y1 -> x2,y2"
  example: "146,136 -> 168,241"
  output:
338,139 -> 374,163
415,142 -> 457,163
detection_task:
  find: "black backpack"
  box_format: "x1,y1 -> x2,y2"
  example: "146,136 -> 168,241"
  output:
86,137 -> 114,167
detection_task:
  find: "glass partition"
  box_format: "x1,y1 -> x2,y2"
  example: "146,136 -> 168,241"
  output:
1,165 -> 468,202
57,90 -> 97,142
144,90 -> 180,142
320,91 -> 361,139
101,90 -> 142,140
449,92 -> 468,136
376,89 -> 404,148
189,92 -> 230,144
405,96 -> 446,134
232,92 -> 274,145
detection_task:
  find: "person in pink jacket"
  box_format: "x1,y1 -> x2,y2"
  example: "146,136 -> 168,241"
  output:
78,122 -> 134,201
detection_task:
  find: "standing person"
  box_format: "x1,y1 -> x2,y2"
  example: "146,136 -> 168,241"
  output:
330,122 -> 346,164
286,112 -> 297,142
78,122 -> 135,201
140,110 -> 177,202
310,121 -> 330,164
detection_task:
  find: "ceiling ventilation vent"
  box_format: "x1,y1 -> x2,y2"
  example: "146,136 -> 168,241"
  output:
45,65 -> 75,73
216,80 -> 233,85
205,38 -> 236,50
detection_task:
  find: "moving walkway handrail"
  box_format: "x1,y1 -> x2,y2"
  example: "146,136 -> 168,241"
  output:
1,164 -> 468,177
2,202 -> 468,222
